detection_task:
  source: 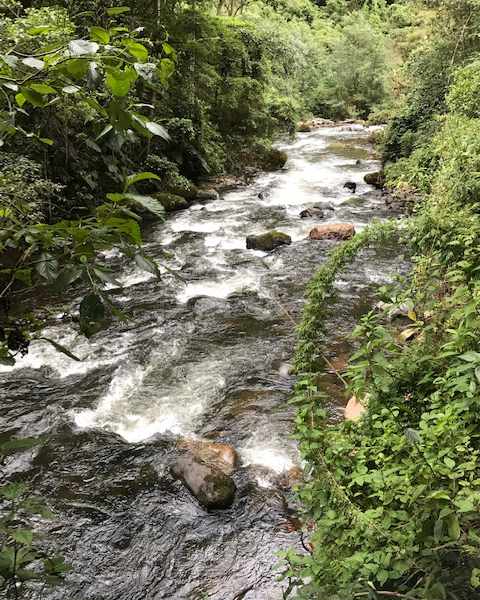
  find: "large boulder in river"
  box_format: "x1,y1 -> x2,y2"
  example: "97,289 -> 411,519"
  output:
262,148 -> 288,171
246,231 -> 292,251
154,192 -> 189,213
364,171 -> 385,189
309,223 -> 355,241
178,439 -> 238,475
172,454 -> 236,510
195,188 -> 219,201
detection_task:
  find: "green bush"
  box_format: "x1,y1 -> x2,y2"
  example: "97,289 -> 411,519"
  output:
447,59 -> 480,119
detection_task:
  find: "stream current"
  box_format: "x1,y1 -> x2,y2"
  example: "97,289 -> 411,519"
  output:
0,124 -> 407,599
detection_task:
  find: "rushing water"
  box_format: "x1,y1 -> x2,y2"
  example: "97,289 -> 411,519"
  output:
0,125 -> 407,599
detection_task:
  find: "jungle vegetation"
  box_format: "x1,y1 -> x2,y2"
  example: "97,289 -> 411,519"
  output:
2,0 -> 480,598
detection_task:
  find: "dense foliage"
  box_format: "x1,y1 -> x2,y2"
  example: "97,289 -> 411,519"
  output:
287,0 -> 480,598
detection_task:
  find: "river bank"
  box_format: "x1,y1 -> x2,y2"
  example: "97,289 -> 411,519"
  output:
0,124 -> 408,599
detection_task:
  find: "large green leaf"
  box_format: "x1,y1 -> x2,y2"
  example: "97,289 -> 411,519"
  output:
145,121 -> 170,141
107,193 -> 165,219
35,253 -> 59,282
37,337 -> 82,362
123,40 -> 148,63
29,83 -> 57,95
125,172 -> 161,190
105,67 -> 137,97
106,6 -> 130,15
104,216 -> 142,244
90,26 -> 110,44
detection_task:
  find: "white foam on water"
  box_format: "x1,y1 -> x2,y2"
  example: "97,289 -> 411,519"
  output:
170,216 -> 222,234
0,327 -> 132,378
74,358 -> 226,442
176,271 -> 261,303
240,435 -> 295,474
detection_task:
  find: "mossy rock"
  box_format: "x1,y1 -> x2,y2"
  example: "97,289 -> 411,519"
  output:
154,192 -> 189,212
364,171 -> 385,189
162,181 -> 199,200
246,230 -> 292,251
342,196 -> 366,207
172,455 -> 236,510
262,148 -> 288,171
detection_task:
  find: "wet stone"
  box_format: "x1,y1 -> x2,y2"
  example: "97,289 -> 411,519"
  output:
172,454 -> 236,510
246,231 -> 292,251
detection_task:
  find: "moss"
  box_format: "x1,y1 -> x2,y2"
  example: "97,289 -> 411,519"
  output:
154,192 -> 189,212
364,171 -> 385,188
246,230 -> 292,251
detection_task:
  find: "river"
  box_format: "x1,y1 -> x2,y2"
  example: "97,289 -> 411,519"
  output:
0,124 -> 407,599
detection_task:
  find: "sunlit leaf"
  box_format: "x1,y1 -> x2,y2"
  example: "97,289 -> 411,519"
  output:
90,26 -> 110,44
68,39 -> 99,56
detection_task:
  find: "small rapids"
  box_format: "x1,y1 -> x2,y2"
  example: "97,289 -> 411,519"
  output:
0,124 -> 408,599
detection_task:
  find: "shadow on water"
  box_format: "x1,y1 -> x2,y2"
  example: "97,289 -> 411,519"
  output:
0,124 -> 408,599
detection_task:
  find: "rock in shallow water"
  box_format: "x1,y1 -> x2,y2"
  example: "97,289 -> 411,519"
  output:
172,454 -> 236,510
309,223 -> 355,241
300,206 -> 325,219
178,439 -> 238,475
246,231 -> 292,251
364,171 -> 385,189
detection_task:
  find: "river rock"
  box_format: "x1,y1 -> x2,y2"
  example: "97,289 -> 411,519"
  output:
246,231 -> 292,251
300,206 -> 325,219
309,223 -> 355,241
154,192 -> 189,213
262,148 -> 288,171
364,171 -> 385,189
298,118 -> 335,132
344,181 -> 357,193
172,454 -> 236,510
195,188 -> 219,201
178,439 -> 238,475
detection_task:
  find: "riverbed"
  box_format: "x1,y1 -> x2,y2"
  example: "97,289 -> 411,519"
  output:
0,124 -> 407,599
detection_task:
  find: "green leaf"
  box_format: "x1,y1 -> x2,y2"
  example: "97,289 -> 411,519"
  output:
158,58 -> 175,83
105,67 -> 137,97
125,172 -> 161,190
39,137 -> 54,146
37,338 -> 82,362
446,514 -> 461,540
11,529 -> 33,546
104,216 -> 142,244
134,253 -> 160,278
106,6 -> 131,15
35,253 -> 59,282
15,93 -> 26,107
64,58 -> 89,79
90,26 -> 110,44
145,121 -> 170,140
0,482 -> 28,500
69,39 -> 99,56
62,85 -> 80,94
27,25 -> 52,35
471,568 -> 480,588
107,193 -> 165,218
123,40 -> 148,63
459,351 -> 480,363
96,124 -> 113,140
19,88 -> 46,107
14,269 -> 32,286
29,83 -> 56,95
21,57 -> 44,70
